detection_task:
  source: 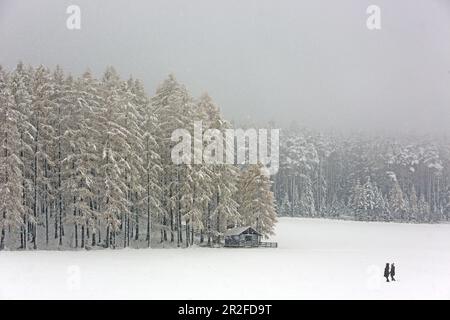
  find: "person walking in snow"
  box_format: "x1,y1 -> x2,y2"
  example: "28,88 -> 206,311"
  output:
390,263 -> 396,281
384,263 -> 390,282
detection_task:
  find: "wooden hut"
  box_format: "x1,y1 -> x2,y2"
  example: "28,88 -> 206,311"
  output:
224,226 -> 262,247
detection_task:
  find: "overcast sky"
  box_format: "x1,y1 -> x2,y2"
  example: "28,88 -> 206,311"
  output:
1,0 -> 449,133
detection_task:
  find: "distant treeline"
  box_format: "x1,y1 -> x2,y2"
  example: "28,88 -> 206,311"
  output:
274,128 -> 450,222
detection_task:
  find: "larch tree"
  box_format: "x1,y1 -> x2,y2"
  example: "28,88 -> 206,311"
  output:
152,74 -> 194,245
9,62 -> 34,249
197,93 -> 239,245
63,71 -> 101,248
388,179 -> 407,221
298,175 -> 316,217
133,78 -> 162,248
0,68 -> 25,249
30,65 -> 55,249
409,185 -> 419,222
118,79 -> 145,247
97,67 -> 130,248
237,163 -> 277,238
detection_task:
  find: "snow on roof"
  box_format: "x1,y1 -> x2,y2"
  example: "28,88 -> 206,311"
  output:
224,226 -> 262,237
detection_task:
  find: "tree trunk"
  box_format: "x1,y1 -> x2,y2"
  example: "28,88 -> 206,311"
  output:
170,187 -> 174,243
44,158 -> 49,246
127,212 -> 131,246
45,203 -> 49,246
81,225 -> 85,248
0,227 -> 5,250
20,226 -> 24,249
185,221 -> 189,247
54,213 -> 58,239
135,206 -> 139,241
75,223 -> 78,248
106,226 -> 110,248
33,124 -> 38,250
207,205 -> 211,246
123,213 -> 127,248
146,186 -> 151,248
74,203 -> 78,248
20,137 -> 27,250
163,214 -> 167,242
59,206 -> 63,246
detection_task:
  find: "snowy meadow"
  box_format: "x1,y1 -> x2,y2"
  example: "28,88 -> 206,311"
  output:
1,217 -> 450,300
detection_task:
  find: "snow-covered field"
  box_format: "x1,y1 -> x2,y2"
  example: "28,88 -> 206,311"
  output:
1,217 -> 450,300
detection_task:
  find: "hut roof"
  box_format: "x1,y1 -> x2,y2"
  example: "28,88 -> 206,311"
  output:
224,226 -> 262,237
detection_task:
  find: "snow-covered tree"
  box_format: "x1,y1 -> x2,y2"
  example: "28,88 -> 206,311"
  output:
388,179 -> 407,221
409,185 -> 419,222
196,93 -> 239,245
349,179 -> 363,219
0,68 -> 25,249
62,71 -> 102,248
237,163 -> 277,238
350,177 -> 385,221
9,62 -> 34,249
30,65 -> 55,249
132,79 -> 162,247
151,74 -> 196,245
96,67 -> 130,248
373,185 -> 387,221
418,193 -> 431,222
298,175 -> 316,217
279,194 -> 291,216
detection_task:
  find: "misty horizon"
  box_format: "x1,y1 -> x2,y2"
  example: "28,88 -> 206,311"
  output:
1,0 -> 449,133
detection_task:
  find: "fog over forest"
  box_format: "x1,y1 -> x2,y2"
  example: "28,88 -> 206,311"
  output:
1,0 -> 449,133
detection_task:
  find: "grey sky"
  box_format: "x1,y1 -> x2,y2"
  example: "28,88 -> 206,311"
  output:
1,0 -> 449,133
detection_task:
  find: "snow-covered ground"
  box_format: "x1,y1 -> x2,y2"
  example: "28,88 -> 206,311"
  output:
1,217 -> 450,299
